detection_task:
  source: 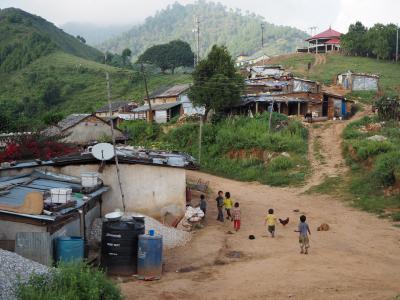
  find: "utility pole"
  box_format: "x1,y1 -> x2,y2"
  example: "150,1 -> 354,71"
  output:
140,63 -> 153,123
198,117 -> 202,165
261,23 -> 265,48
105,71 -> 126,212
193,16 -> 200,66
396,24 -> 399,63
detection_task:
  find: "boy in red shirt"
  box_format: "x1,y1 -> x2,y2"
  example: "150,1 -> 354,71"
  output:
231,202 -> 241,231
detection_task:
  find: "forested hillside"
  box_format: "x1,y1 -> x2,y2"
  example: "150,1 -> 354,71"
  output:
0,8 -> 191,132
0,8 -> 103,68
100,1 -> 308,60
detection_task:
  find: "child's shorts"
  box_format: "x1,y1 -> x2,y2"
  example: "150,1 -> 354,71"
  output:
299,235 -> 310,247
268,225 -> 275,233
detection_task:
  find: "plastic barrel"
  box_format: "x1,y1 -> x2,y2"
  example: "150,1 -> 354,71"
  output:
137,234 -> 163,278
101,220 -> 145,275
56,236 -> 84,262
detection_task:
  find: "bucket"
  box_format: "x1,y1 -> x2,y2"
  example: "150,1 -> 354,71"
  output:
81,172 -> 99,188
56,236 -> 84,262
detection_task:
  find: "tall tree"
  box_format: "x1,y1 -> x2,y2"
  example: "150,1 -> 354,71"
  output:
189,45 -> 244,121
341,21 -> 368,56
138,40 -> 194,73
366,24 -> 391,60
121,48 -> 132,66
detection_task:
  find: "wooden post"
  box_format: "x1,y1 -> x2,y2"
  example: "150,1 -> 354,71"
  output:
255,102 -> 259,114
316,39 -> 318,54
297,102 -> 300,116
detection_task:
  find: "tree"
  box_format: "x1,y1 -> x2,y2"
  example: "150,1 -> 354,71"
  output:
341,21 -> 368,56
138,40 -> 194,73
366,24 -> 391,60
76,35 -> 86,44
188,45 -> 244,121
121,48 -> 132,66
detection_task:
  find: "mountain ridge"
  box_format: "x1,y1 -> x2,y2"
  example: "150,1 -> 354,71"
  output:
99,1 -> 308,60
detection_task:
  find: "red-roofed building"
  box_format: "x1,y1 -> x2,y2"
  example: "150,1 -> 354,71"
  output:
304,27 -> 342,53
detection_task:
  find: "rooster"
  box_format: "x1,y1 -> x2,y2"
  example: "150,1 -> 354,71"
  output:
279,217 -> 289,226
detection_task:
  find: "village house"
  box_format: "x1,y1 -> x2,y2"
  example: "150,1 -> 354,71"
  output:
298,27 -> 342,53
95,101 -> 137,118
0,169 -> 108,263
235,52 -> 270,67
132,84 -> 204,123
336,71 -> 379,91
0,147 -> 198,224
43,114 -> 126,145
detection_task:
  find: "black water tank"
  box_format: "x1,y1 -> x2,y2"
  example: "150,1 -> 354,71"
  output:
101,220 -> 145,275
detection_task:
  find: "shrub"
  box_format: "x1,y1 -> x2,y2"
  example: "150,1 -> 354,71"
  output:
267,156 -> 295,172
16,262 -> 122,300
120,120 -> 162,146
352,140 -> 394,160
372,151 -> 400,186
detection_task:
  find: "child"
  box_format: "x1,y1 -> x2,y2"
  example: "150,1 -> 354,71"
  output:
265,208 -> 277,237
199,194 -> 207,216
215,191 -> 224,222
224,192 -> 233,220
231,202 -> 241,231
295,215 -> 311,254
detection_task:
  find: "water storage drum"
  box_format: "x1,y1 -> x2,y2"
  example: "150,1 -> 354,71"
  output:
56,236 -> 84,262
137,234 -> 163,278
101,220 -> 145,275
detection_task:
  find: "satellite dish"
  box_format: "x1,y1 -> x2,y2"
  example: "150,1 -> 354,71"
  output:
91,143 -> 115,161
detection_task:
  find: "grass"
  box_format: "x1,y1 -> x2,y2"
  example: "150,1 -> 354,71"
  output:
310,114 -> 400,216
123,113 -> 310,186
16,261 -> 122,300
273,53 -> 400,96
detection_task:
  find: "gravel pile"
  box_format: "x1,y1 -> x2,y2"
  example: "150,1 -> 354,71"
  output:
0,249 -> 49,300
90,213 -> 191,250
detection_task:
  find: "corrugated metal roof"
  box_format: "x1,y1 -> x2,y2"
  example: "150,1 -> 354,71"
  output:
149,84 -> 190,99
57,114 -> 91,130
0,171 -> 109,221
132,102 -> 182,113
96,101 -> 132,113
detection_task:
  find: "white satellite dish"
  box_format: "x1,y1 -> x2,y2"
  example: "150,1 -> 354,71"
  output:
90,143 -> 115,161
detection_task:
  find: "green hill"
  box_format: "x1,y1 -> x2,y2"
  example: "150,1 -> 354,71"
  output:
100,1 -> 308,60
0,8 -> 191,132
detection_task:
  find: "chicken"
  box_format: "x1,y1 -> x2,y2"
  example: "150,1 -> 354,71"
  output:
279,217 -> 289,226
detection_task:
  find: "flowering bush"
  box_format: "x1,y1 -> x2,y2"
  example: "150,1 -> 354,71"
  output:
0,134 -> 78,162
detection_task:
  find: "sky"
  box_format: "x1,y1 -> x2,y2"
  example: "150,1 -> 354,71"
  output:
0,0 -> 399,33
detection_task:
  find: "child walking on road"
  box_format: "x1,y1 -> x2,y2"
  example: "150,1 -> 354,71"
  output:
216,191 -> 224,222
224,192 -> 233,220
295,215 -> 311,254
265,208 -> 277,237
231,202 -> 241,231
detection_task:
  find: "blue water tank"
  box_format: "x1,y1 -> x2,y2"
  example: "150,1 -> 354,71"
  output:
56,236 -> 84,263
137,234 -> 163,278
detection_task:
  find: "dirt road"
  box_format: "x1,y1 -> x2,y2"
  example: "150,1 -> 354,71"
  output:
121,176 -> 400,299
121,109 -> 400,300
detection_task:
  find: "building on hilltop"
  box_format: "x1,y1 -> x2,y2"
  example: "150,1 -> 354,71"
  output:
298,27 -> 342,53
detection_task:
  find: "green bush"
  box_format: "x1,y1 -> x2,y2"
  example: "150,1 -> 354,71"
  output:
267,156 -> 295,172
372,151 -> 400,186
16,262 -> 122,300
120,120 -> 162,146
352,140 -> 394,160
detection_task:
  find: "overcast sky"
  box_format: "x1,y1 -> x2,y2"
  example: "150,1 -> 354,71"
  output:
0,0 -> 399,33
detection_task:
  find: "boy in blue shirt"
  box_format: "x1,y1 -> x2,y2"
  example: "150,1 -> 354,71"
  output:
295,215 -> 311,254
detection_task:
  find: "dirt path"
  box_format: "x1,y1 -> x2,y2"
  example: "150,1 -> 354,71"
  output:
302,106 -> 372,192
121,173 -> 400,299
120,106 -> 400,300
